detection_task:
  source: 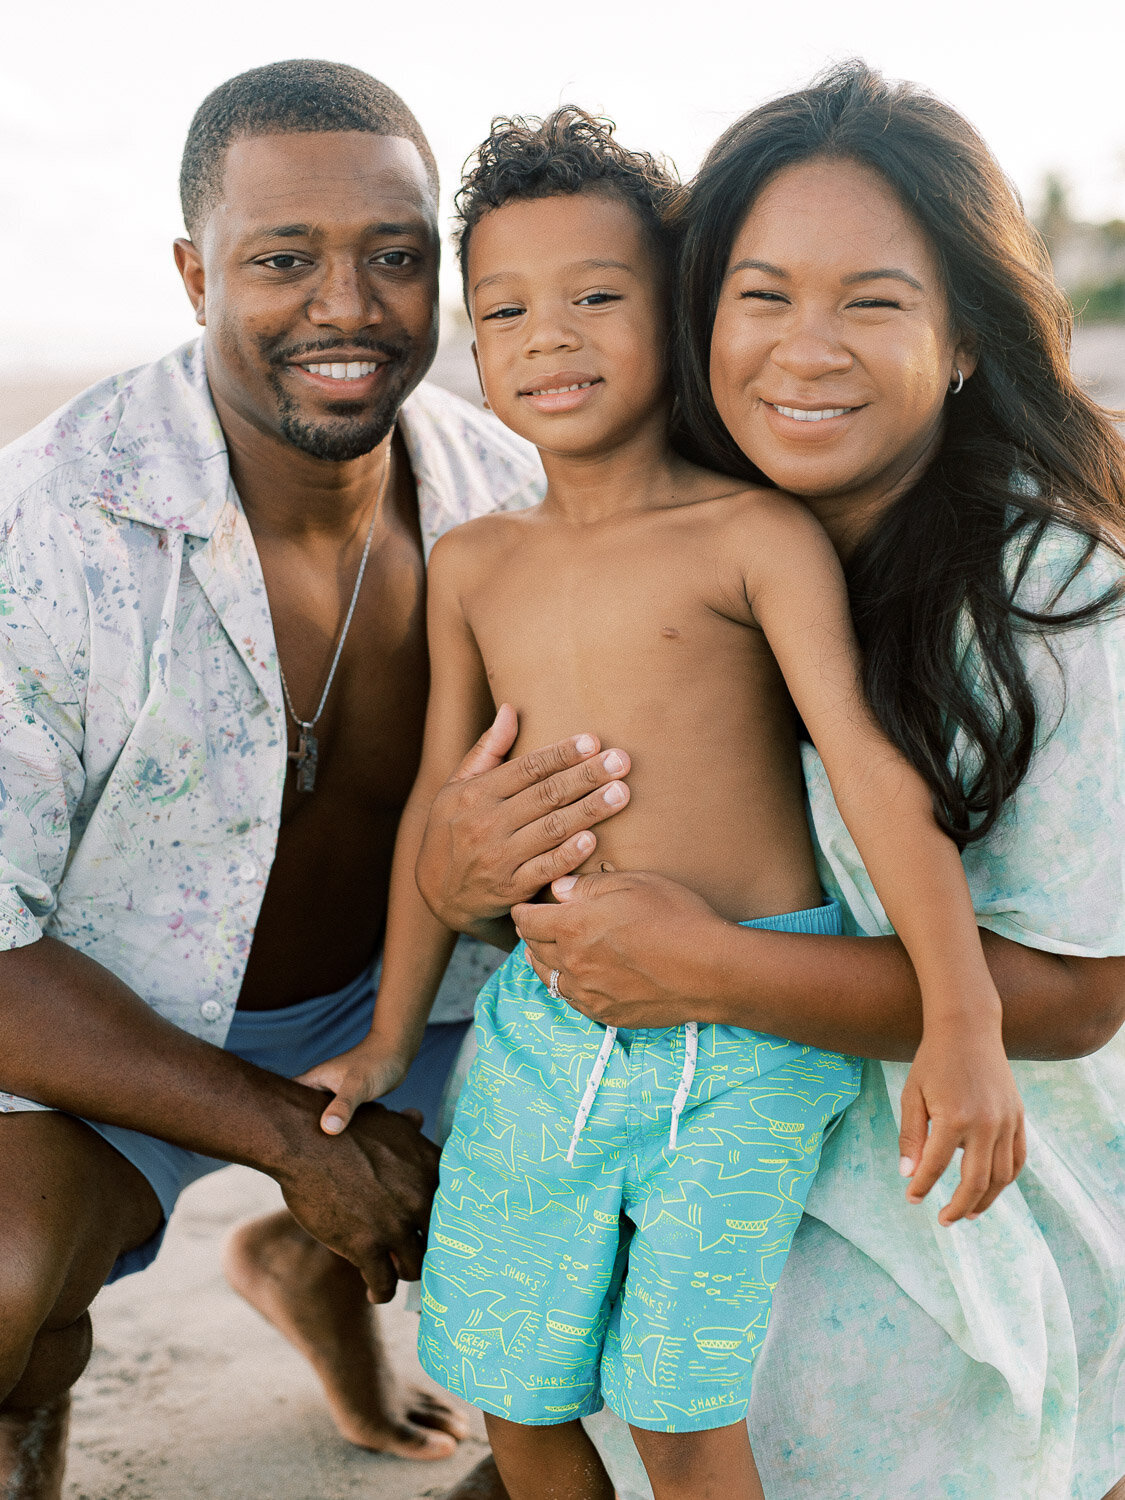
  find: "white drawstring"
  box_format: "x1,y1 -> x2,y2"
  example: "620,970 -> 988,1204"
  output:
567,1026 -> 617,1162
668,1021 -> 698,1150
565,1020 -> 700,1162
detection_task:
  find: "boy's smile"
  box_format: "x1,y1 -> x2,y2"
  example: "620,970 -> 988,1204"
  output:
467,191 -> 670,465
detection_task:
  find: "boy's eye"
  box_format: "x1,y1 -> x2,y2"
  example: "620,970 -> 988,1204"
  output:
481,305 -> 524,321
577,292 -> 621,306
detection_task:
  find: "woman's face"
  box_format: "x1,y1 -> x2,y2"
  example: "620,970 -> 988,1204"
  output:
709,156 -> 976,536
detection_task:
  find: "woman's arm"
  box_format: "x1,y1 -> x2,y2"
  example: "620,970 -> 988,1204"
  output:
511,868 -> 1125,1061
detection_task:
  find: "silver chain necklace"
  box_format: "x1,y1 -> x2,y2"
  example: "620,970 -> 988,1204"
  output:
277,437 -> 394,793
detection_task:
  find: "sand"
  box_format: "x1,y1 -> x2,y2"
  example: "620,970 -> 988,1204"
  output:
5,322 -> 1124,1500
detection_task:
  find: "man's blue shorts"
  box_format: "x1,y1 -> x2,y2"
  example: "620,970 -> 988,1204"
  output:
418,902 -> 862,1434
81,968 -> 469,1284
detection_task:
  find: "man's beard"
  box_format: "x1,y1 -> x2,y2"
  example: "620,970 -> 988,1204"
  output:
264,337 -> 417,462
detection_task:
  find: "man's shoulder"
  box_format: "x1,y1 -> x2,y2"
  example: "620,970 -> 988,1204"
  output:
0,341 -> 226,546
400,380 -> 545,541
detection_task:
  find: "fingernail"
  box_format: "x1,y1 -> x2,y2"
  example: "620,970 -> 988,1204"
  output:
604,782 -> 627,806
899,1155 -> 914,1177
554,875 -> 577,895
576,734 -> 597,755
603,750 -> 624,774
575,832 -> 595,853
324,1116 -> 345,1134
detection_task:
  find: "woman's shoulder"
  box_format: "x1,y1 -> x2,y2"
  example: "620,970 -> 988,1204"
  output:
1006,517 -> 1125,618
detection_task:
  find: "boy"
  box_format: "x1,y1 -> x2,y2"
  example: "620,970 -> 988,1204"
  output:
300,111 -> 1023,1498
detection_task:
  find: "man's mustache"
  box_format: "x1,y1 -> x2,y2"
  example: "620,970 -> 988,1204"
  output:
263,336 -> 410,366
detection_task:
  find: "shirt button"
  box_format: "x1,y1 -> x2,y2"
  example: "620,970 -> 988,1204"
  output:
238,861 -> 258,882
200,1000 -> 224,1022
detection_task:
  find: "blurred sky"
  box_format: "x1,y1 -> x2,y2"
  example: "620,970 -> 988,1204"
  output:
4,0 -> 1124,374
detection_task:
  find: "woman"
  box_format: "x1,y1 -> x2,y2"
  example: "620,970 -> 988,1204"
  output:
419,65 -> 1125,1498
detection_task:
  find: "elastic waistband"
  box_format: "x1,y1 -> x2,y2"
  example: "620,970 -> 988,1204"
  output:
224,961 -> 378,1048
739,900 -> 842,936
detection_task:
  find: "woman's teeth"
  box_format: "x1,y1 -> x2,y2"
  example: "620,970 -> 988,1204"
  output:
529,381 -> 597,395
772,404 -> 853,421
303,361 -> 381,379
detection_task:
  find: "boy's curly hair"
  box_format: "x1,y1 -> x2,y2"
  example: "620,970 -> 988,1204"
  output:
454,106 -> 680,303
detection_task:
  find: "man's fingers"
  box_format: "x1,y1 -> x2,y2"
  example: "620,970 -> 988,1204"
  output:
361,1251 -> 399,1305
449,704 -> 520,784
905,1122 -> 958,1205
391,1228 -> 427,1283
495,743 -> 626,820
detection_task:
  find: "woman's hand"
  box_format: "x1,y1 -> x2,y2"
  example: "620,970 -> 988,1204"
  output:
414,704 -> 632,935
295,1039 -> 413,1137
512,869 -> 731,1028
898,1023 -> 1026,1225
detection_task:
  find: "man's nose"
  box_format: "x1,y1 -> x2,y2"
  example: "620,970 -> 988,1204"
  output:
306,260 -> 381,330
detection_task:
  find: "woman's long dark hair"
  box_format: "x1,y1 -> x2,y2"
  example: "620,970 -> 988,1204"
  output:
676,62 -> 1125,845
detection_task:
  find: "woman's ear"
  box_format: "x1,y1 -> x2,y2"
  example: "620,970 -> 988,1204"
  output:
952,331 -> 979,386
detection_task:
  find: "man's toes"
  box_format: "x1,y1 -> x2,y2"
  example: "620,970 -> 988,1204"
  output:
405,1389 -> 471,1441
380,1420 -> 459,1461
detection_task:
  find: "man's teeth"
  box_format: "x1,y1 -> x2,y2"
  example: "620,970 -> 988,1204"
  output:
529,381 -> 597,395
772,404 -> 852,422
303,361 -> 381,379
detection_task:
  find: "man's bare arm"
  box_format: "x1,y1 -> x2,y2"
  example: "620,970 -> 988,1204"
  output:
0,936 -> 438,1301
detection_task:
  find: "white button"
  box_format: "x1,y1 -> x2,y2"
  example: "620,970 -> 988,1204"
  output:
238,861 -> 258,882
200,1000 -> 224,1022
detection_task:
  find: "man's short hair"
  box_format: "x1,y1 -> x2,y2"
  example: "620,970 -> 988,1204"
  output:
454,107 -> 679,304
180,59 -> 439,240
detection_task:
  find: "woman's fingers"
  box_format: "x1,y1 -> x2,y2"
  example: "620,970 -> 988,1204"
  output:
505,753 -> 631,853
963,1130 -> 1018,1219
486,736 -> 617,809
937,1136 -> 997,1225
448,703 -> 520,783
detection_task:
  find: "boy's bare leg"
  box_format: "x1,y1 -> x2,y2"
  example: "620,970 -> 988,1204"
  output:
1100,1477 -> 1125,1500
446,1454 -> 509,1500
0,1114 -> 164,1500
630,1421 -> 764,1500
224,1211 -> 468,1459
483,1413 -> 614,1500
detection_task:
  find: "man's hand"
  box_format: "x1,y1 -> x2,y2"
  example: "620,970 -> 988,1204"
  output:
414,703 -> 631,935
274,1096 -> 441,1303
513,869 -> 728,1028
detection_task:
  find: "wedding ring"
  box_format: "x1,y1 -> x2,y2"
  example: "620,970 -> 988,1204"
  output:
548,968 -> 562,1000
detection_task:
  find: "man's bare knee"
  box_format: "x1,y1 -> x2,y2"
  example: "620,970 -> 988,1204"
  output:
1,1314 -> 93,1412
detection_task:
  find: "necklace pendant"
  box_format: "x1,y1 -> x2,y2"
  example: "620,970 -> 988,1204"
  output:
289,729 -> 319,793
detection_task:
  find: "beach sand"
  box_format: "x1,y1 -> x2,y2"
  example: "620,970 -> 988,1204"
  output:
4,322 -> 1123,1500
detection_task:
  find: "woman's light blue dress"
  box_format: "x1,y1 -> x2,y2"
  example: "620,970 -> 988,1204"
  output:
585,530 -> 1125,1499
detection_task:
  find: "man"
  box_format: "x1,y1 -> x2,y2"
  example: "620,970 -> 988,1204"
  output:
0,60 -> 629,1498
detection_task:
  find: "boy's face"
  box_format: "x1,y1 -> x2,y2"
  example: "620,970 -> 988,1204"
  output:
466,191 -> 669,460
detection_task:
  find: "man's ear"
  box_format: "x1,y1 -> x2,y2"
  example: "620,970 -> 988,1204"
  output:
173,239 -> 206,327
471,340 -> 489,410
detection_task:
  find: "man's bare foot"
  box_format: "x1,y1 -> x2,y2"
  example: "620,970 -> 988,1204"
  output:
0,1397 -> 70,1500
446,1454 -> 510,1500
223,1210 -> 468,1461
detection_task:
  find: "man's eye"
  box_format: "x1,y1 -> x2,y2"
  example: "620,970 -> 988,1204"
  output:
482,305 -> 523,321
260,254 -> 306,271
577,292 -> 620,306
374,250 -> 415,268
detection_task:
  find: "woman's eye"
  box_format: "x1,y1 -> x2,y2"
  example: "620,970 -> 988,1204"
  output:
849,297 -> 901,310
739,289 -> 788,303
482,305 -> 523,321
577,292 -> 620,306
